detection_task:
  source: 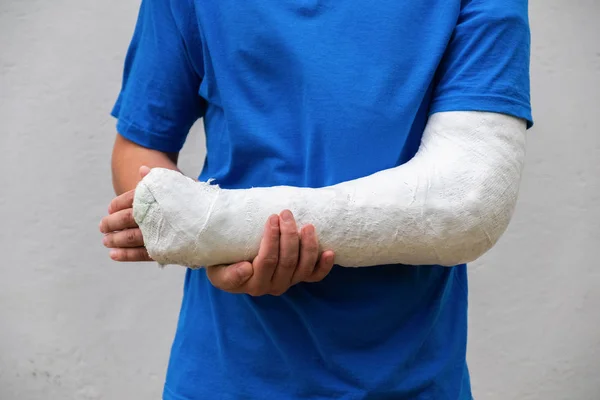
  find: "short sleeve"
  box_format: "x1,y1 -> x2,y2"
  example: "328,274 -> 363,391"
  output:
429,0 -> 533,128
111,0 -> 205,153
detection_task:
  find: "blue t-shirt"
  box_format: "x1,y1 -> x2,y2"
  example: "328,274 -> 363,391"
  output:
112,1 -> 532,398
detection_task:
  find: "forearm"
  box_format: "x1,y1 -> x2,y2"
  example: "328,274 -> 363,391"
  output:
134,111 -> 527,268
111,134 -> 180,195
235,112 -> 527,267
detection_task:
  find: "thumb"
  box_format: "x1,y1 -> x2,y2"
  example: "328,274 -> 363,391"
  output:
139,165 -> 151,179
206,262 -> 254,292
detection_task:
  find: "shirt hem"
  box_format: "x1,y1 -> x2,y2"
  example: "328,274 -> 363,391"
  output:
428,94 -> 534,129
163,385 -> 190,400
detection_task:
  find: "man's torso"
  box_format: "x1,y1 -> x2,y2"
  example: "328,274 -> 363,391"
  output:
163,1 -> 471,399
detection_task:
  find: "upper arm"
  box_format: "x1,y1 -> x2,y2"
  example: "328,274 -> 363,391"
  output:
110,134 -> 182,194
429,0 -> 533,128
112,133 -> 179,166
111,0 -> 206,153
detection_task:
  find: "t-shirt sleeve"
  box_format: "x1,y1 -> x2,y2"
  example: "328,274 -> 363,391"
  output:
111,0 -> 205,153
429,0 -> 533,128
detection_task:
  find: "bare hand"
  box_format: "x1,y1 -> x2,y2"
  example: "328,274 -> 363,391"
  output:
99,166 -> 153,261
206,210 -> 335,296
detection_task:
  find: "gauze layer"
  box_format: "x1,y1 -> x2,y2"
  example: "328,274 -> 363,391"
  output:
133,111 -> 527,268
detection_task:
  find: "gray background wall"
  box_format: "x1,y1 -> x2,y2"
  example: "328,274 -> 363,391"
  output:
1,0 -> 598,399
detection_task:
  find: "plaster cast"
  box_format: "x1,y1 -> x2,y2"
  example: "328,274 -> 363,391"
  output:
133,111 -> 527,268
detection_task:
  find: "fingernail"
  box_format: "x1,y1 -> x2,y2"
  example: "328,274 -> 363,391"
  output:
304,225 -> 314,237
109,250 -> 118,260
99,221 -> 103,232
270,215 -> 279,227
102,236 -> 108,246
281,210 -> 293,222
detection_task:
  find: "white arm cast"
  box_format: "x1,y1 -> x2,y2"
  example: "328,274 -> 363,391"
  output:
133,111 -> 527,268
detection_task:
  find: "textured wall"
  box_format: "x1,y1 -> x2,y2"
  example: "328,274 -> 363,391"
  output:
1,0 -> 598,399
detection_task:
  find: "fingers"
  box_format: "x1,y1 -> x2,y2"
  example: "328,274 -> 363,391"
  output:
208,213 -> 300,296
109,247 -> 153,262
101,167 -> 152,263
305,250 -> 335,283
245,215 -> 281,295
207,215 -> 333,296
103,228 -> 144,248
107,190 -> 135,215
99,208 -> 138,234
206,262 -> 254,293
291,224 -> 320,285
269,210 -> 300,295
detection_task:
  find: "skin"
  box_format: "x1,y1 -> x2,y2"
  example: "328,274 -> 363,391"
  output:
100,134 -> 335,296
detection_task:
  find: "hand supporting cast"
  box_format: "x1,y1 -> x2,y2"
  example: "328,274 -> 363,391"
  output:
100,167 -> 335,296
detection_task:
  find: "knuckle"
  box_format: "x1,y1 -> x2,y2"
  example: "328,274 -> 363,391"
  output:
302,241 -> 319,255
296,260 -> 314,274
101,217 -> 113,233
299,259 -> 318,275
207,265 -> 248,292
133,248 -> 147,261
293,269 -> 313,284
304,231 -> 318,244
229,271 -> 246,289
269,229 -> 280,241
261,254 -> 279,267
120,250 -> 132,262
281,230 -> 298,241
123,209 -> 135,226
279,256 -> 297,270
119,213 -> 128,227
125,229 -> 138,244
112,191 -> 134,212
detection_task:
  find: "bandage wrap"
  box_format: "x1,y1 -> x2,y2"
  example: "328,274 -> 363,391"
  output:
133,111 -> 527,268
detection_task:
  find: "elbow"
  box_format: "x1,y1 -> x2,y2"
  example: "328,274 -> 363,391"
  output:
436,183 -> 520,267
